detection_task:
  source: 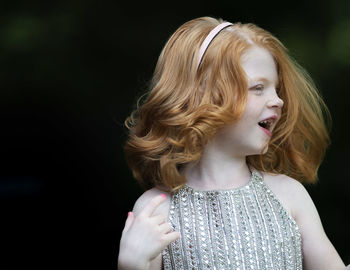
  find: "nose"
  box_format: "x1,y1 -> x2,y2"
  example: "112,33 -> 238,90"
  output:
267,90 -> 284,109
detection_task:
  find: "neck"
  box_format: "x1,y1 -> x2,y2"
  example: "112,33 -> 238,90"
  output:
181,141 -> 252,191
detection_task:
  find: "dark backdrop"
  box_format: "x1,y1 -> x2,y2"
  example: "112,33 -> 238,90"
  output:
1,0 -> 349,269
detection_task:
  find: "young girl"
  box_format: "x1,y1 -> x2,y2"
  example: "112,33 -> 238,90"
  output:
118,17 -> 349,270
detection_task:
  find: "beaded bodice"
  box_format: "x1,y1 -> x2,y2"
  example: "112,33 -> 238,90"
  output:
162,171 -> 303,269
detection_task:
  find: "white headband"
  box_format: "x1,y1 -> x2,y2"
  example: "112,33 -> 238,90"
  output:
196,22 -> 233,69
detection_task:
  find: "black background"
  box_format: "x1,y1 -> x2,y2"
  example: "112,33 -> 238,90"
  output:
1,0 -> 350,269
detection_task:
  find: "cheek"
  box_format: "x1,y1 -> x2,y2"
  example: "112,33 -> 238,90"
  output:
226,117 -> 253,137
239,103 -> 260,123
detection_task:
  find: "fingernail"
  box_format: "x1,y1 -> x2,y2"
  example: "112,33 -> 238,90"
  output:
160,194 -> 166,199
128,211 -> 132,217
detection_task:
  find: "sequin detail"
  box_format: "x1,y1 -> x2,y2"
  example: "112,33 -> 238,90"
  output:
162,171 -> 303,269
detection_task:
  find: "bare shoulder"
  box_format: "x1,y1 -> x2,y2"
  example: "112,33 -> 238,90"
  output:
261,172 -> 310,219
262,171 -> 306,193
132,186 -> 172,218
263,172 -> 347,269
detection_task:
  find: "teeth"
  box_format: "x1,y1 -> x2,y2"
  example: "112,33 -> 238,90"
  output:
259,119 -> 272,130
259,120 -> 270,125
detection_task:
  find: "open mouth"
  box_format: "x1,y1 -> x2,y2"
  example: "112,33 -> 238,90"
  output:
258,119 -> 272,131
258,118 -> 276,136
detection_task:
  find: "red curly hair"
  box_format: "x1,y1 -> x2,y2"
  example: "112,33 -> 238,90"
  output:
124,17 -> 331,191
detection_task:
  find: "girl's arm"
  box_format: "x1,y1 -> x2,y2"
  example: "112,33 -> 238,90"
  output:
118,192 -> 180,270
290,179 -> 348,270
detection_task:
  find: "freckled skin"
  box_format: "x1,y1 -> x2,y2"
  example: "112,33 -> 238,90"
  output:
213,46 -> 283,157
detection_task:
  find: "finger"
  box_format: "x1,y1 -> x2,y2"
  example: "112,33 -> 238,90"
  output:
158,222 -> 172,234
141,194 -> 166,217
151,214 -> 166,225
163,231 -> 181,244
123,211 -> 134,233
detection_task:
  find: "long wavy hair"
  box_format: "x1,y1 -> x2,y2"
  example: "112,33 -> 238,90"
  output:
124,17 -> 331,191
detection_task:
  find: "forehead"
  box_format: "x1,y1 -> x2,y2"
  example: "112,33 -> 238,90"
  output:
240,46 -> 278,84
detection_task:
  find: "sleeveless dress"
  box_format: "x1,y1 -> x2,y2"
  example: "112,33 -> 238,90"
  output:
162,171 -> 303,269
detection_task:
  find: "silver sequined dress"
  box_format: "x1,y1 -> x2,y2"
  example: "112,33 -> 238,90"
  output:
162,171 -> 303,269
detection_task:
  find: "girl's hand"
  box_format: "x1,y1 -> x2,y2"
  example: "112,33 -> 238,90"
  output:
118,194 -> 180,270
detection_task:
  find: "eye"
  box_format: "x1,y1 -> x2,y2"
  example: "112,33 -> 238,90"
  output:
250,84 -> 264,93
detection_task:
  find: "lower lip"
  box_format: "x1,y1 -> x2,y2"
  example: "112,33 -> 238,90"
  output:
259,126 -> 272,137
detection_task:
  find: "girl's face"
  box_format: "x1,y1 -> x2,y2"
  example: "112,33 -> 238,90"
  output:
213,46 -> 283,157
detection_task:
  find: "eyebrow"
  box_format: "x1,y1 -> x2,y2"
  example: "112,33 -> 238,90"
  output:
248,77 -> 279,87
